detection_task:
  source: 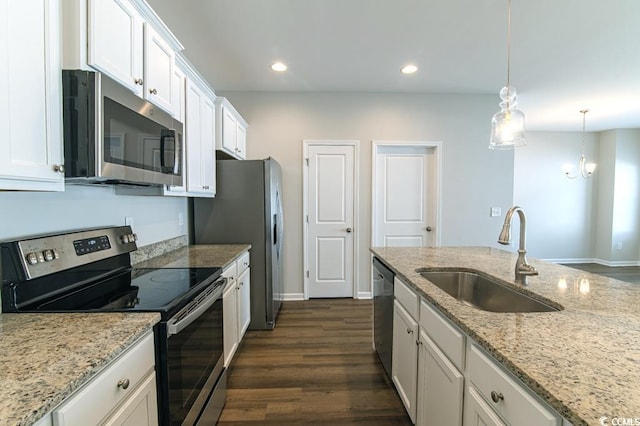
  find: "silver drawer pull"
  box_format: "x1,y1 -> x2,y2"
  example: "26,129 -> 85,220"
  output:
491,391 -> 504,403
406,328 -> 413,335
117,379 -> 130,390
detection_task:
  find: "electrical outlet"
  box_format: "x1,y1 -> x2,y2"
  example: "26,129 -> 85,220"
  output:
490,207 -> 502,217
178,212 -> 184,227
617,242 -> 623,250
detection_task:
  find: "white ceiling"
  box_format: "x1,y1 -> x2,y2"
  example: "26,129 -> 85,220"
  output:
147,0 -> 640,131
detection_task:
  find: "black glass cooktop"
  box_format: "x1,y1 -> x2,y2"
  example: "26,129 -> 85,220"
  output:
25,267 -> 222,316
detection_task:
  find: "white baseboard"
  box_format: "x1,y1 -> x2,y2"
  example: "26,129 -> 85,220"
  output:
546,258 -> 640,267
281,293 -> 305,301
357,291 -> 372,299
545,258 -> 596,264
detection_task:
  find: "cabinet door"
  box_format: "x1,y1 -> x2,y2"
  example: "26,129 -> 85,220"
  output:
464,386 -> 507,426
416,330 -> 463,426
88,0 -> 143,95
221,107 -> 237,155
0,0 -> 64,191
392,300 -> 419,423
237,267 -> 251,338
103,373 -> 158,426
200,95 -> 216,195
235,122 -> 247,159
144,23 -> 174,114
185,80 -> 215,196
223,279 -> 239,367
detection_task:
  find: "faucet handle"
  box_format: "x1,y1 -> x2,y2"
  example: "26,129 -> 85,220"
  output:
518,263 -> 539,276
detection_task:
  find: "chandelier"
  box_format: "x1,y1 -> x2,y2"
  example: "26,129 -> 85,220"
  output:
563,109 -> 596,179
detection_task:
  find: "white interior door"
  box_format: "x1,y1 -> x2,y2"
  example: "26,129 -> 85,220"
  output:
306,144 -> 355,298
374,145 -> 437,247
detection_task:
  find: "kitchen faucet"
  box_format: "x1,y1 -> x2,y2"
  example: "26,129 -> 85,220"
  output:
497,206 -> 538,285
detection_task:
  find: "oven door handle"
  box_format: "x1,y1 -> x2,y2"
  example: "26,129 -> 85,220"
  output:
166,278 -> 226,336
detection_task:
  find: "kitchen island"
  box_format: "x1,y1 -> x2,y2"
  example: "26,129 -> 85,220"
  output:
0,312 -> 159,426
371,246 -> 640,426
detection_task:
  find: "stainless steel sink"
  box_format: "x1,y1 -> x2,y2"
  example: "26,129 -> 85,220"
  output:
417,269 -> 562,313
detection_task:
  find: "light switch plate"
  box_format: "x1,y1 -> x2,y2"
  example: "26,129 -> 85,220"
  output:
490,207 -> 501,217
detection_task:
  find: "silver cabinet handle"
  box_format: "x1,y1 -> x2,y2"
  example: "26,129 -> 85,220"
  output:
53,164 -> 65,173
426,226 -> 432,232
346,227 -> 352,233
117,379 -> 130,390
203,185 -> 210,190
406,328 -> 413,335
134,78 -> 143,85
149,88 -> 158,94
491,391 -> 504,403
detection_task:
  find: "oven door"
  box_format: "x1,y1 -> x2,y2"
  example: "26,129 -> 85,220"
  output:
165,280 -> 225,425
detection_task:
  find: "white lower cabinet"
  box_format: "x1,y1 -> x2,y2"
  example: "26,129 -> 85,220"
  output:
223,250 -> 251,366
390,275 -> 562,426
464,385 -> 507,426
416,330 -> 463,426
52,331 -> 157,426
392,299 -> 419,422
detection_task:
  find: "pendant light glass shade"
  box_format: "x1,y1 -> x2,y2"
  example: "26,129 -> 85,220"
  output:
489,0 -> 525,149
490,85 -> 526,149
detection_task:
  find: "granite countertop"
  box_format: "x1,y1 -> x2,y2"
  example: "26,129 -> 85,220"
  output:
371,246 -> 640,426
0,312 -> 159,426
133,244 -> 251,270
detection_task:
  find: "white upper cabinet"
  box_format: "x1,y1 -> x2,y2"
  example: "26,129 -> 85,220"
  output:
65,0 -> 183,117
87,0 -> 144,95
143,22 -> 174,114
0,0 -> 64,191
215,97 -> 248,160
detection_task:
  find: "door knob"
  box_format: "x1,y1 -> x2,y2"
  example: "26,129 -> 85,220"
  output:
426,226 -> 432,232
346,227 -> 352,233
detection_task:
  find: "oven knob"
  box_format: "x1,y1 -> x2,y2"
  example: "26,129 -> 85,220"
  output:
26,252 -> 39,265
121,235 -> 130,244
130,233 -> 138,242
43,250 -> 55,262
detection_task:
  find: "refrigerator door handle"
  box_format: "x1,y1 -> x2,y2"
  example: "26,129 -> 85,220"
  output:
273,214 -> 278,245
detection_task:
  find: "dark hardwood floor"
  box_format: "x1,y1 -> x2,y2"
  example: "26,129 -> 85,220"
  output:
218,299 -> 412,425
560,263 -> 640,285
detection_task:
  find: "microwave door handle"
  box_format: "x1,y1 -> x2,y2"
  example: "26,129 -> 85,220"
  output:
166,280 -> 225,336
160,130 -> 175,172
173,133 -> 181,174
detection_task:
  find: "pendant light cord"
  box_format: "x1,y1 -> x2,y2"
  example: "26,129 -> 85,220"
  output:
506,0 -> 511,88
580,109 -> 589,156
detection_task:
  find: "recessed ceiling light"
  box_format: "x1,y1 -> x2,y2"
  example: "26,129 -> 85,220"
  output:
401,64 -> 418,75
271,62 -> 287,72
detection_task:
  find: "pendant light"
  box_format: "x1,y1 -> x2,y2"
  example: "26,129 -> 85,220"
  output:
563,109 -> 596,179
489,0 -> 526,149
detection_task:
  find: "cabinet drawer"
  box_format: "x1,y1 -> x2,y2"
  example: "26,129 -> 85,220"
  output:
223,262 -> 238,281
237,251 -> 250,274
467,344 -> 559,426
53,332 -> 155,426
419,299 -> 465,370
394,277 -> 419,319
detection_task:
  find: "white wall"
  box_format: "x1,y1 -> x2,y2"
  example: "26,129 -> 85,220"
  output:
514,131 -> 599,261
221,91 -> 515,298
0,185 -> 188,246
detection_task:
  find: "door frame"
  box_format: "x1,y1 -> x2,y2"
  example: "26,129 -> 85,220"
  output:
371,140 -> 443,248
303,140 -> 360,300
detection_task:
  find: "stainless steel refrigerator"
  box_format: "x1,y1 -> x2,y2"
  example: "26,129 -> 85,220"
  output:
191,158 -> 284,330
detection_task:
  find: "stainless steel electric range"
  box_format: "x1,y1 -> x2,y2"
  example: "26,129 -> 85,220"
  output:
0,226 -> 226,425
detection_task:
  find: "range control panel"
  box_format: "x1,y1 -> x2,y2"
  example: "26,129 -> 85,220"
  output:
15,226 -> 137,280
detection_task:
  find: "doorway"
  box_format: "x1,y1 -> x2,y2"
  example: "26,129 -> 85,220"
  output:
303,141 -> 359,299
372,141 -> 441,248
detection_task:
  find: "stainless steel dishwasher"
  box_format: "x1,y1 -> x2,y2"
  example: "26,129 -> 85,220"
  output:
372,257 -> 395,379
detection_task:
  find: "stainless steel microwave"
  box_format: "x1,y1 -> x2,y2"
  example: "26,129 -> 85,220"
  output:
62,70 -> 183,187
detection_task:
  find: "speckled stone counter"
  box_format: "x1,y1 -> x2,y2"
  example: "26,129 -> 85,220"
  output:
0,312 -> 159,426
133,244 -> 251,270
371,246 -> 640,426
